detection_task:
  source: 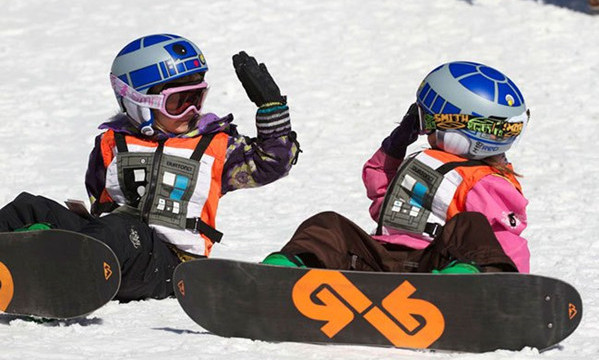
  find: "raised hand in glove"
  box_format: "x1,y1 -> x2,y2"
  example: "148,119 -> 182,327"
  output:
381,103 -> 421,159
232,51 -> 286,107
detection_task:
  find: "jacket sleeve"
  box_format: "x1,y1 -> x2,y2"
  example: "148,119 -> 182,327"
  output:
362,148 -> 404,222
85,134 -> 107,207
221,104 -> 300,194
464,175 -> 530,273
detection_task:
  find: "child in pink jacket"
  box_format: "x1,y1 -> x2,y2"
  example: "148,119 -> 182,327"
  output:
264,61 -> 530,274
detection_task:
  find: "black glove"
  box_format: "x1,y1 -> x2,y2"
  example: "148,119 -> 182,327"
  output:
232,51 -> 286,107
381,103 -> 421,159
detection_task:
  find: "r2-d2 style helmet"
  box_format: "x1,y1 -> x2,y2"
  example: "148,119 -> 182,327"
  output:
416,61 -> 529,159
110,34 -> 208,135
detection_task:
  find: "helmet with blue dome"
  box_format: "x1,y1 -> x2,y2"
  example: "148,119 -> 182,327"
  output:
110,34 -> 208,135
416,61 -> 529,159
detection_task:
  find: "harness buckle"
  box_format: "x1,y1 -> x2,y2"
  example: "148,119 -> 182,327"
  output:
192,217 -> 200,234
425,222 -> 443,238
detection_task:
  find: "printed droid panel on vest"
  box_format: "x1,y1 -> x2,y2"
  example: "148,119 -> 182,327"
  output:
117,151 -> 199,230
380,155 -> 446,239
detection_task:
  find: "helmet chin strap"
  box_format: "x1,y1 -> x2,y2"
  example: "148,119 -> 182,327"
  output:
139,107 -> 154,136
140,119 -> 155,136
122,97 -> 155,136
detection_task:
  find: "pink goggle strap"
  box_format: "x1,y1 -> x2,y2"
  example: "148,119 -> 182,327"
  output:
110,74 -> 165,109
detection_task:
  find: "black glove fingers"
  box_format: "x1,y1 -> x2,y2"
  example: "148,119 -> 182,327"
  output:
259,63 -> 278,84
246,55 -> 259,68
232,50 -> 285,106
233,51 -> 258,73
402,103 -> 420,130
232,52 -> 247,69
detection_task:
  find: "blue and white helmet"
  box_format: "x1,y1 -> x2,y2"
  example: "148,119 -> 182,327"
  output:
110,34 -> 208,135
417,61 -> 529,159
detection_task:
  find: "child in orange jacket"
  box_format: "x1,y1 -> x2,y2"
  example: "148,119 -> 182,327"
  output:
0,34 -> 300,301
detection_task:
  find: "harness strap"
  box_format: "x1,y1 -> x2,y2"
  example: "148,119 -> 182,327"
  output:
190,133 -> 216,161
114,132 -> 129,153
185,217 -> 223,243
185,132 -> 223,244
436,159 -> 485,174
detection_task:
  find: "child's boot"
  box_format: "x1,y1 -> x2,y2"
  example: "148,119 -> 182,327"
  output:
262,252 -> 306,268
432,260 -> 481,274
14,223 -> 53,232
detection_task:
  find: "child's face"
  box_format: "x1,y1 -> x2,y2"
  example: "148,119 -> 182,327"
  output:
154,111 -> 195,134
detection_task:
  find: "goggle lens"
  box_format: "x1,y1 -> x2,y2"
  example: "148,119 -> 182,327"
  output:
417,104 -> 527,139
164,87 -> 208,116
157,81 -> 209,118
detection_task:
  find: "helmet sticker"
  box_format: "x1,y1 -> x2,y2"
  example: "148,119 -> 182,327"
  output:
505,94 -> 515,106
112,34 -> 208,93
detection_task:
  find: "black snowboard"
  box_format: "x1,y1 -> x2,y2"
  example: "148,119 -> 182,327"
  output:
173,259 -> 582,353
0,229 -> 121,319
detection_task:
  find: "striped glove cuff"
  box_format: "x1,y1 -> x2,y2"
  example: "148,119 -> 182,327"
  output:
256,103 -> 291,138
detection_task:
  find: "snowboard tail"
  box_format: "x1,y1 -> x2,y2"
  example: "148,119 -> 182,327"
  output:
0,230 -> 121,319
174,259 -> 582,353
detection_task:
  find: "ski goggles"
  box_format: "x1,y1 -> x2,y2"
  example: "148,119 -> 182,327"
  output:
110,74 -> 209,120
417,104 -> 529,139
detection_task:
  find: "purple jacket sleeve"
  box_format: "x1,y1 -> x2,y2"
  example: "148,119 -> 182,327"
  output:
85,134 -> 107,205
221,104 -> 300,194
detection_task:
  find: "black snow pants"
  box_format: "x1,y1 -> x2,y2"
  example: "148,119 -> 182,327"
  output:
0,192 -> 181,301
279,211 -> 517,273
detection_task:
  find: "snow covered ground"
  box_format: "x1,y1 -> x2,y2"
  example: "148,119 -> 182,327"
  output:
1,0 -> 598,358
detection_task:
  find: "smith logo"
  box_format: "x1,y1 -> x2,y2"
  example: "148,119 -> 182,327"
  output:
292,270 -> 445,348
0,261 -> 14,312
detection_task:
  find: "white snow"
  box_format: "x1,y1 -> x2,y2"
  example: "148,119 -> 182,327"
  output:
1,0 -> 598,358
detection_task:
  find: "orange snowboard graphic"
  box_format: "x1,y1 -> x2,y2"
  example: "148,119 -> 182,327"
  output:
292,269 -> 445,348
0,261 -> 15,312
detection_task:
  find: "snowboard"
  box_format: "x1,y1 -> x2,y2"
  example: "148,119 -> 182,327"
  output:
0,229 -> 121,319
173,259 -> 582,353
